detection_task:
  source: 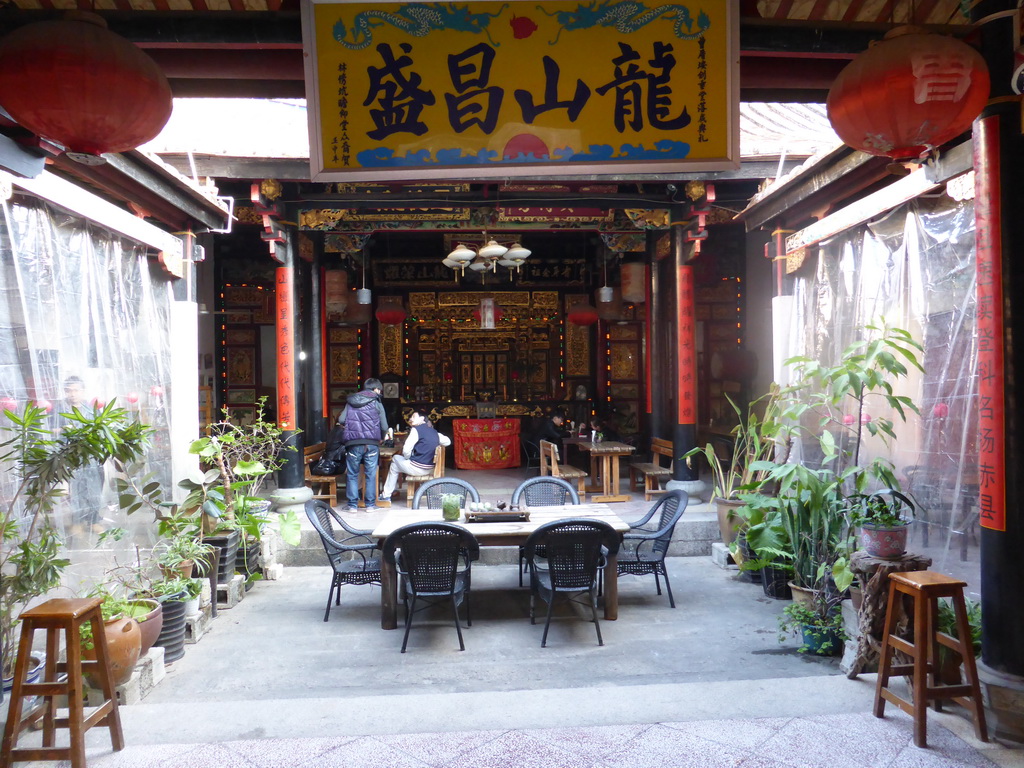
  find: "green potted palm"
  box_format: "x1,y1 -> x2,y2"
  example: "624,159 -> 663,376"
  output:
746,322 -> 923,629
684,387 -> 784,547
0,400 -> 161,679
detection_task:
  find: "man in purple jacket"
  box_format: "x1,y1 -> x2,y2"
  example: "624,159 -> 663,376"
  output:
337,378 -> 389,511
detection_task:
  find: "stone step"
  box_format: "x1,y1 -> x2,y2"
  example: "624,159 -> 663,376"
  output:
278,509 -> 721,567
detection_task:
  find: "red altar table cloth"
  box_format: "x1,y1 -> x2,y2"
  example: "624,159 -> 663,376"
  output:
453,418 -> 521,469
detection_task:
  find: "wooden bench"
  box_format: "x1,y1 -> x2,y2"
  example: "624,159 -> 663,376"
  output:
629,437 -> 673,501
540,440 -> 587,502
398,444 -> 446,506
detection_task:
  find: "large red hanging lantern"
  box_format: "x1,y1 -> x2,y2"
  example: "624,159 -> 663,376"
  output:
0,12 -> 173,162
827,27 -> 989,162
374,296 -> 407,325
567,302 -> 599,326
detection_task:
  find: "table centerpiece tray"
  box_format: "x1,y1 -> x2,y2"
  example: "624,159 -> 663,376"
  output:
464,509 -> 530,523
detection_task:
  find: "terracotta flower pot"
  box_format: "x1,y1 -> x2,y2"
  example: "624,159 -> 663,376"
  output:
131,599 -> 163,657
859,522 -> 911,559
715,498 -> 744,546
85,617 -> 142,687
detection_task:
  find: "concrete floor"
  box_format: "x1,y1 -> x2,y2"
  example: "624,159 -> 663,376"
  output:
17,468 -> 1020,767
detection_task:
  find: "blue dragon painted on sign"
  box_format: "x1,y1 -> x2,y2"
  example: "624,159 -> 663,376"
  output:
539,1 -> 710,45
333,3 -> 509,49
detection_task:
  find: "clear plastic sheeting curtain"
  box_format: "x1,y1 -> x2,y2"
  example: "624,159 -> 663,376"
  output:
787,194 -> 979,589
0,195 -> 174,590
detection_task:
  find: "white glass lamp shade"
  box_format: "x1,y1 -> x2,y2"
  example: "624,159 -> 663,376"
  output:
468,256 -> 491,272
442,258 -> 463,269
598,285 -> 615,303
505,243 -> 530,260
447,243 -> 476,263
497,258 -> 519,267
478,240 -> 508,259
355,288 -> 372,304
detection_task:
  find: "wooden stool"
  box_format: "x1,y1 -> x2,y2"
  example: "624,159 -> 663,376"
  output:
1,598 -> 124,768
873,571 -> 988,748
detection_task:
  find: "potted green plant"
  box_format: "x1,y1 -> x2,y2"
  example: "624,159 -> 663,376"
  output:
848,489 -> 916,559
178,398 -> 300,580
0,401 -> 161,678
156,534 -> 215,579
684,387 -> 784,546
746,321 -> 923,610
779,598 -> 847,656
148,576 -> 195,663
936,596 -> 982,683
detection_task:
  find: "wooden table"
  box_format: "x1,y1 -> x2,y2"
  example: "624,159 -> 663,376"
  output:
562,439 -> 636,502
370,503 -> 629,630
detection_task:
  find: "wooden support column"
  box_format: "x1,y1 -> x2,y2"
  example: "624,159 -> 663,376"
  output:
972,0 -> 1024,742
670,218 -> 698,485
646,231 -> 663,439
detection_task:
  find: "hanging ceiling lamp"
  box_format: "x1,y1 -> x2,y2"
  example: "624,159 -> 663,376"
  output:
826,27 -> 989,168
0,12 -> 173,164
355,256 -> 371,304
443,234 -> 529,281
598,254 -> 615,303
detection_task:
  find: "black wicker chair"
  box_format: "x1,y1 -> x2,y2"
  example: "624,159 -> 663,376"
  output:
381,522 -> 480,653
521,438 -> 542,469
616,489 -> 688,607
412,477 -> 480,510
304,499 -> 382,621
522,518 -> 620,647
511,477 -> 581,586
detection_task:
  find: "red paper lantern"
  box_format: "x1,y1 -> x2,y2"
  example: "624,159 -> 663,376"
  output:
0,397 -> 17,412
567,302 -> 599,326
0,12 -> 173,161
827,27 -> 989,162
374,296 -> 407,325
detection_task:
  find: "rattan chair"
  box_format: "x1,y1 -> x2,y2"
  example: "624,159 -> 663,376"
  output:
616,489 -> 688,607
522,518 -> 620,647
511,477 -> 580,586
381,522 -> 480,653
412,477 -> 480,510
304,499 -> 382,621
521,439 -> 542,469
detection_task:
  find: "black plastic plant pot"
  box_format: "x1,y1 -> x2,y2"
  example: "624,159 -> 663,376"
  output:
761,563 -> 793,600
204,528 -> 242,584
154,598 -> 187,663
236,539 -> 261,590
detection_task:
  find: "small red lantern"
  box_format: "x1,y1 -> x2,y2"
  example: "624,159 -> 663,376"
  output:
0,12 -> 173,161
567,302 -> 599,326
150,385 -> 164,398
510,370 -> 520,381
827,27 -> 989,162
374,296 -> 407,325
126,392 -> 140,404
933,402 -> 950,418
91,397 -> 106,410
0,397 -> 17,413
34,399 -> 52,413
444,371 -> 454,382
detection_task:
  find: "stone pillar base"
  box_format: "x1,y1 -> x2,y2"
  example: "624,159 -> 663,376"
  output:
666,478 -> 706,502
269,486 -> 313,518
978,661 -> 1024,743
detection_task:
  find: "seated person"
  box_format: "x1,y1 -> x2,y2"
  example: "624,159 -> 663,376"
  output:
590,417 -> 620,443
380,409 -> 451,502
528,410 -> 568,447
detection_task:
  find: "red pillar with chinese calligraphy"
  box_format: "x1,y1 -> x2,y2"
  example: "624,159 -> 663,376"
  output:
672,224 -> 697,481
274,262 -> 303,489
971,0 -> 1024,727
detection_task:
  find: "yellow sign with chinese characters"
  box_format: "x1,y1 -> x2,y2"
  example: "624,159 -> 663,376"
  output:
302,0 -> 737,180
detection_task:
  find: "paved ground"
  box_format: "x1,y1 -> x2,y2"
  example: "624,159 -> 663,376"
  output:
13,468 -> 1020,767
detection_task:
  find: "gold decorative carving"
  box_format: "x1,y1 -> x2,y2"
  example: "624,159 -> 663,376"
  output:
299,209 -> 346,229
234,206 -> 263,225
409,293 -> 437,312
533,292 -> 559,311
330,347 -> 359,385
685,180 -> 706,201
610,343 -> 639,379
609,325 -> 639,341
565,294 -> 590,377
379,324 -> 403,374
437,405 -> 474,418
437,291 -> 531,307
298,234 -> 314,262
624,209 -> 670,229
261,178 -> 284,201
786,247 -> 809,274
224,286 -> 265,306
656,233 -> 672,259
330,328 -> 359,343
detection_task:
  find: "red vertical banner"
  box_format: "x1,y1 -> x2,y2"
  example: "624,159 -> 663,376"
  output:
276,267 -> 296,431
677,264 -> 696,425
975,116 -> 1006,531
